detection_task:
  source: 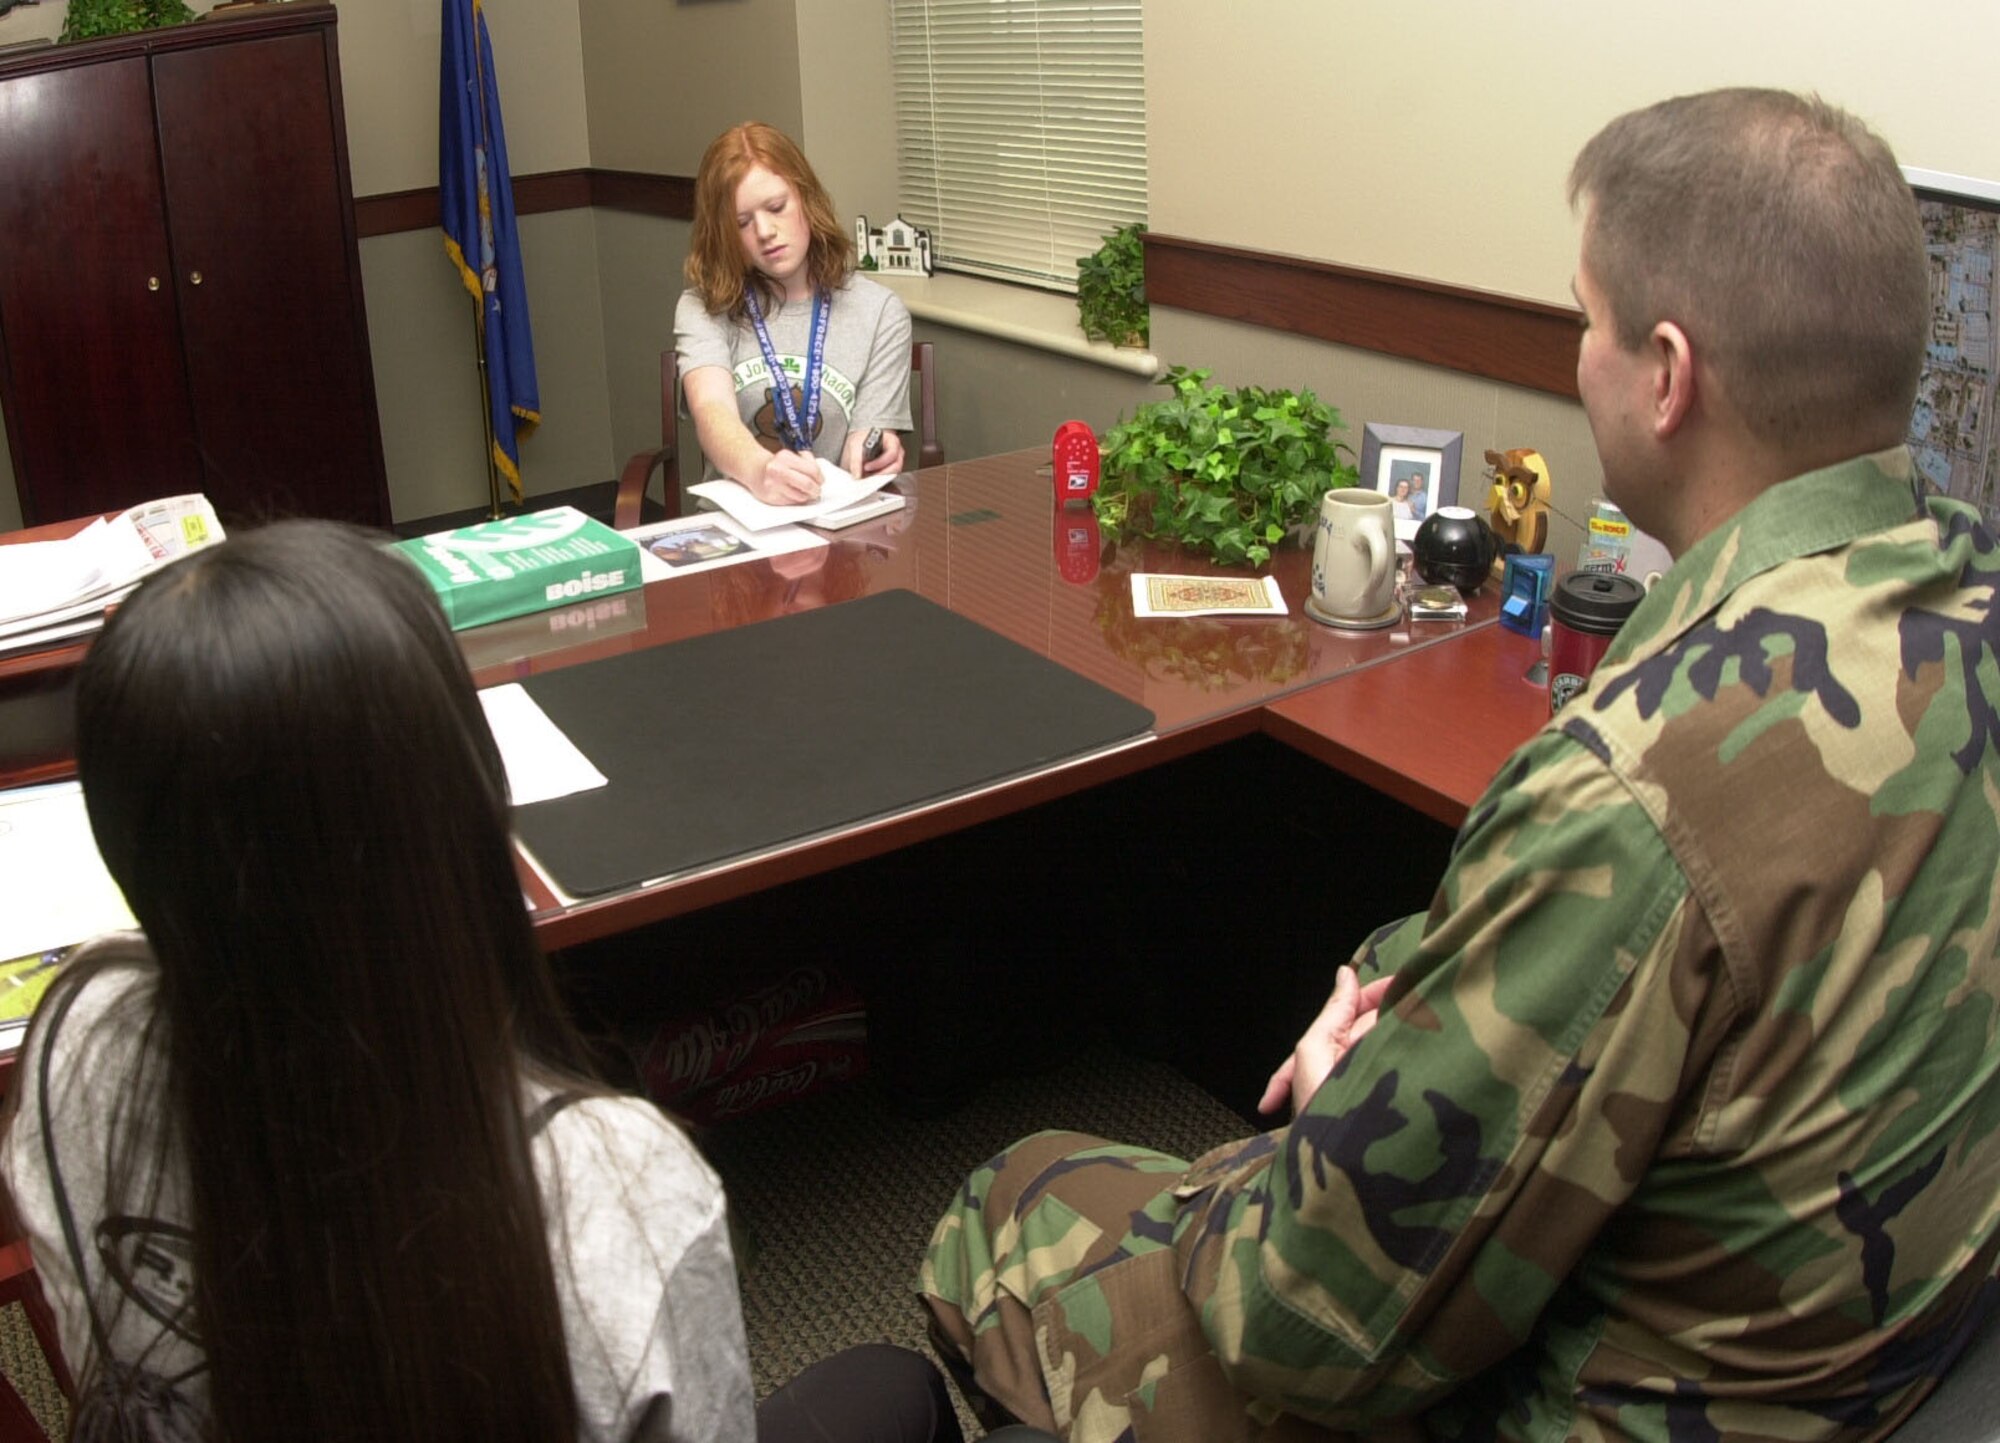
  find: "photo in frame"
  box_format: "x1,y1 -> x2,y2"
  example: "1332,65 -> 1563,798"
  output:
1359,423 -> 1464,537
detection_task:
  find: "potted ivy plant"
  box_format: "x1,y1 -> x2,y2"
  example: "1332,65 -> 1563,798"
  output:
60,0 -> 192,43
1092,366 -> 1359,568
1075,223 -> 1147,349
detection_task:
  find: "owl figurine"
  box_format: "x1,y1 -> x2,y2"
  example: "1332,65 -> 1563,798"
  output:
1484,447 -> 1552,579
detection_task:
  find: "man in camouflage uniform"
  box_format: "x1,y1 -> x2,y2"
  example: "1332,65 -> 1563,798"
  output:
919,89 -> 2000,1443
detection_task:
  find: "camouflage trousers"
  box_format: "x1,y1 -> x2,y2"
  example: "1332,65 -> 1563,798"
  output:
919,1129 -> 1406,1443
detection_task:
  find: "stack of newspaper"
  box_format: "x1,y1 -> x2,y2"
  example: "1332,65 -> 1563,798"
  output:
0,495 -> 225,659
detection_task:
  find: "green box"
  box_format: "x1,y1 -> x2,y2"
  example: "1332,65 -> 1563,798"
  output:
391,507 -> 642,632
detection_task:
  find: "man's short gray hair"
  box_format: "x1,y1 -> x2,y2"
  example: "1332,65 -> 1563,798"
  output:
1569,89 -> 1927,453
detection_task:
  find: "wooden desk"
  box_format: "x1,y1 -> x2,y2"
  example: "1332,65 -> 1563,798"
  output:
488,451 -> 1526,947
1263,620 -> 1550,828
0,452 -> 1548,952
0,516 -> 107,794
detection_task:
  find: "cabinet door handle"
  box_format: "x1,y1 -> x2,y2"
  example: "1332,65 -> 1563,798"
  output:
189,271 -> 203,286
148,276 -> 160,291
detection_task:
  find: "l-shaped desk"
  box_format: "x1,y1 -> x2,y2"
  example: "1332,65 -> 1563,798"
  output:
0,448 -> 1552,954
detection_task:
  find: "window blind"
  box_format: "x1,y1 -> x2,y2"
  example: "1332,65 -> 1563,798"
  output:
888,0 -> 1146,291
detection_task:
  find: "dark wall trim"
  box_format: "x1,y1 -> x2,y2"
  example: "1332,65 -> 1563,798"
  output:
1143,233 -> 1581,400
353,175 -> 1570,398
354,186 -> 439,238
588,168 -> 696,220
355,168 -> 691,239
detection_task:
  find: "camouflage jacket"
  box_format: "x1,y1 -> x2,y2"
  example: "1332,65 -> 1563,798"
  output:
923,449 -> 2000,1442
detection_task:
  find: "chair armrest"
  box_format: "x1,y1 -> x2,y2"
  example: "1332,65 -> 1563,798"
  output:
615,445 -> 679,530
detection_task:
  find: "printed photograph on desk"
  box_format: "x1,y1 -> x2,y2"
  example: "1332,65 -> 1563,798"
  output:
1131,573 -> 1288,618
646,522 -> 750,569
1361,422 -> 1463,538
627,512 -> 826,583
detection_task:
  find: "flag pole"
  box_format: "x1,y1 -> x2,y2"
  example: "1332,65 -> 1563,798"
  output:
465,0 -> 504,521
467,294 -> 505,519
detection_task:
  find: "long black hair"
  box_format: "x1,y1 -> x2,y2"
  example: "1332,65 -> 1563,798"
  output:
64,520 -> 596,1442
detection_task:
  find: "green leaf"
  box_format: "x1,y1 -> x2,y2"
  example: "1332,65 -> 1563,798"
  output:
1092,362 -> 1360,568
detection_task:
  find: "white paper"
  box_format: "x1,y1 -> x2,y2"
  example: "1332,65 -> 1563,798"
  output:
478,684 -> 609,806
627,512 -> 826,584
0,614 -> 106,660
812,492 -> 907,530
687,459 -> 896,532
0,782 -> 137,961
0,495 -> 223,630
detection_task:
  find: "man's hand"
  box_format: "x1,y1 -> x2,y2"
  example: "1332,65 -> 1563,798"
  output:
1258,966 -> 1395,1119
753,449 -> 823,504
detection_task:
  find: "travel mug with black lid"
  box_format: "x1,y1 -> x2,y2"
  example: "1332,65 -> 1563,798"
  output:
1548,571 -> 1646,715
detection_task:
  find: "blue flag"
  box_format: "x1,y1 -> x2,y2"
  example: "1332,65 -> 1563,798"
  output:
440,0 -> 538,505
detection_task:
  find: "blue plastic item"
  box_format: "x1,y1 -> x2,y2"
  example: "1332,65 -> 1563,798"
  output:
1499,553 -> 1556,638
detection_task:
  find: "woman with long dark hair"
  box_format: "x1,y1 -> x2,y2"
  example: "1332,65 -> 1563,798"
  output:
1,522 -> 753,1441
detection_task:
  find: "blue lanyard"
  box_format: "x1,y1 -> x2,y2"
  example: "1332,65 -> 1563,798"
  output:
744,287 -> 829,453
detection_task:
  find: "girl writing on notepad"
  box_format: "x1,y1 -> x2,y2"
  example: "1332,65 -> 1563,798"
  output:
678,122 -> 913,505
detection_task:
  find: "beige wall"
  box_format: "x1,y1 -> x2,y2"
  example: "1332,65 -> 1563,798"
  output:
337,0 -> 591,195
580,0 -> 801,174
595,208 -> 691,477
1138,0 -> 2000,544
361,209 -> 615,523
343,0 -> 607,521
1147,0 -> 2000,308
7,0 -> 2000,533
795,1 -> 899,225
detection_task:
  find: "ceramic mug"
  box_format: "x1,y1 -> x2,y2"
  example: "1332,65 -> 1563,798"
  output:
1311,488 -> 1397,623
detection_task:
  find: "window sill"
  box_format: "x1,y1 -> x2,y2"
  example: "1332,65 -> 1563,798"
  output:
872,271 -> 1161,378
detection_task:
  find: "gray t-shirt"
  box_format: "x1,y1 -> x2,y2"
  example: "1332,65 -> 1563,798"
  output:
675,275 -> 912,477
0,946 -> 755,1443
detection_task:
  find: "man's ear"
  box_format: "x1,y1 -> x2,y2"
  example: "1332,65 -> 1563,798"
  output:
1650,321 -> 1696,438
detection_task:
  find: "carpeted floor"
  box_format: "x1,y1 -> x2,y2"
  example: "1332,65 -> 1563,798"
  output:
0,1041 -> 1249,1441
0,1298 -> 65,1440
702,1039 -> 1253,1430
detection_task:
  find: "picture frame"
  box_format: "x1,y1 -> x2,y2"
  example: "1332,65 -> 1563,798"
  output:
1359,422 -> 1463,526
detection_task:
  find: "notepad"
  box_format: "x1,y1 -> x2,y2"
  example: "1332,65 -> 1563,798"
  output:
688,459 -> 896,532
812,492 -> 906,530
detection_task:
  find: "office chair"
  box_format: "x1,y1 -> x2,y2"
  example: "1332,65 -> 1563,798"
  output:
613,341 -> 942,530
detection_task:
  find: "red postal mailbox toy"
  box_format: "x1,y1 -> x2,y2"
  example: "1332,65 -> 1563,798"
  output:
1052,420 -> 1099,503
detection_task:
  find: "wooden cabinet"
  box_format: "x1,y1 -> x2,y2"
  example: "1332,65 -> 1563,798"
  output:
0,4 -> 388,527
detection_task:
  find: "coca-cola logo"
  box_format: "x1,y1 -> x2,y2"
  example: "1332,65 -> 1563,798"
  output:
710,1058 -> 854,1117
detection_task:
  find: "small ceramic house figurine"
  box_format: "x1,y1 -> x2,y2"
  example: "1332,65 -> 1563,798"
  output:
1484,447 -> 1553,579
854,214 -> 935,276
